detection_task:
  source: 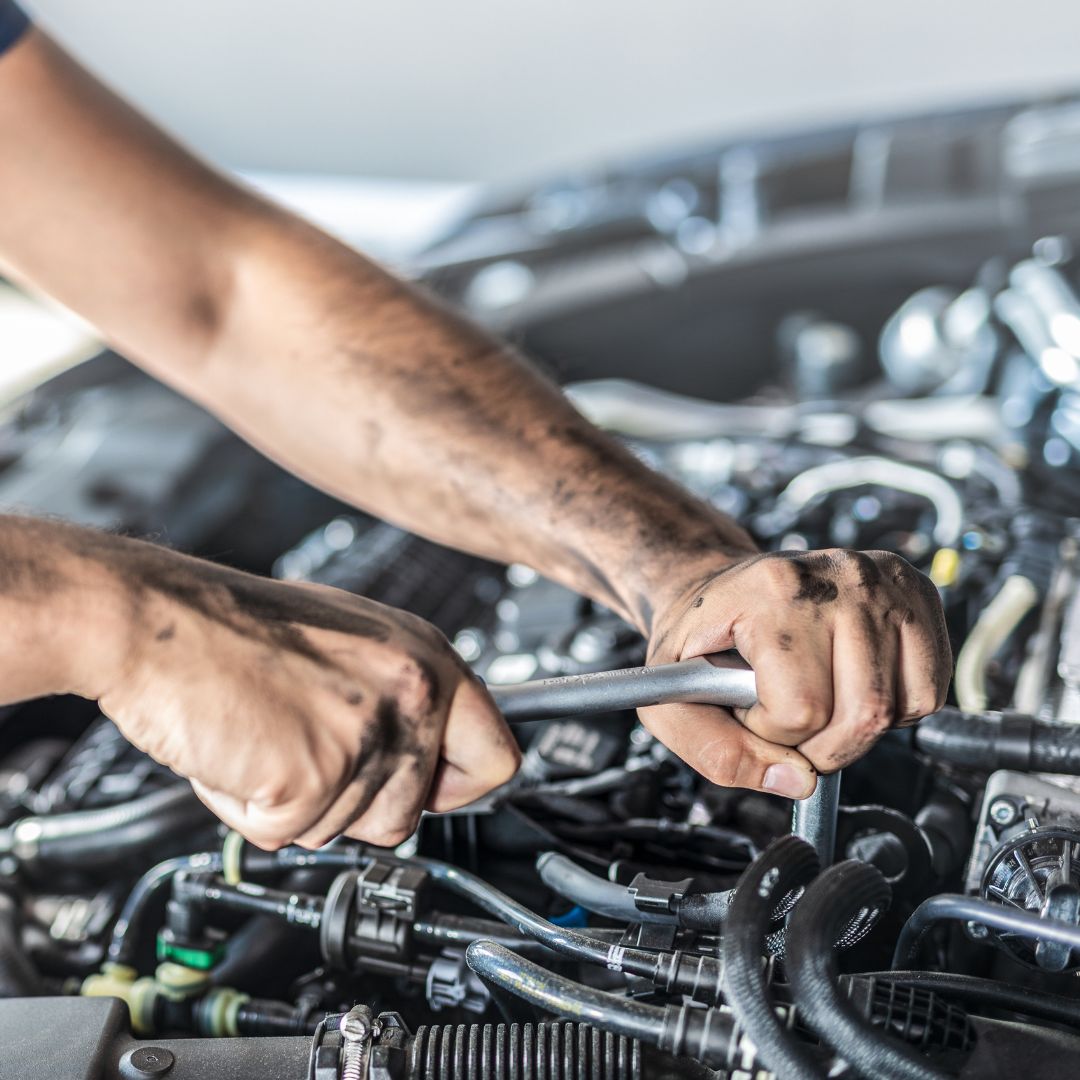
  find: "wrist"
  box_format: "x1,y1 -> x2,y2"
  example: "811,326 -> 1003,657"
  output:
636,545 -> 757,637
0,518 -> 137,701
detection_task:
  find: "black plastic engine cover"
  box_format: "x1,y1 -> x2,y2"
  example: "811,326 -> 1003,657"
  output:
0,997 -> 309,1080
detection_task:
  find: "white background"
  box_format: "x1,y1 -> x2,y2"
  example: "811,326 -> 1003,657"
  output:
23,1 -> 1080,184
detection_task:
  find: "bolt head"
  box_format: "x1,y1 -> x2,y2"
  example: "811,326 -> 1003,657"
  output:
989,798 -> 1018,826
341,1015 -> 369,1041
122,1046 -> 175,1077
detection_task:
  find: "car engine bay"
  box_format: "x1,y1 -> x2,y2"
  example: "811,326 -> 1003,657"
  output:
7,97 -> 1080,1079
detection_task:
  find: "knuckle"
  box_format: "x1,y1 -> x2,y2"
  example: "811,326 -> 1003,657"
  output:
250,777 -> 297,810
763,558 -> 798,588
865,548 -> 901,568
352,819 -> 415,849
393,657 -> 441,715
932,682 -> 949,713
246,832 -> 289,853
901,683 -> 943,721
399,612 -> 448,650
856,702 -> 895,736
783,699 -> 831,739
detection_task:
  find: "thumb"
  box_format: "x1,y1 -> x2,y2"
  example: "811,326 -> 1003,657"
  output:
426,674 -> 521,813
637,701 -> 818,798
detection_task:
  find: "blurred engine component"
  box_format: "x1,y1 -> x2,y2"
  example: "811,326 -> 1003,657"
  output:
13,99 -> 1080,1078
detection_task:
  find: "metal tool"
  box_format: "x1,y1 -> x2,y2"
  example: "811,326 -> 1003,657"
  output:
793,770 -> 841,865
489,652 -> 758,722
445,652 -> 839,868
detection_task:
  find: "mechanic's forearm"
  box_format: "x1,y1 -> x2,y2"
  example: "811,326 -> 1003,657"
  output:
201,208 -> 756,631
0,31 -> 754,633
0,516 -> 132,702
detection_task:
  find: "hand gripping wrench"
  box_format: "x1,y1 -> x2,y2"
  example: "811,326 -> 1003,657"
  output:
487,652 -> 840,864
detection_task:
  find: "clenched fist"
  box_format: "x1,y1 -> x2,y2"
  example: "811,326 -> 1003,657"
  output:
643,549 -> 951,799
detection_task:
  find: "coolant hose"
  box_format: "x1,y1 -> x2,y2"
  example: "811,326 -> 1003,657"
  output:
413,854 -> 725,1002
109,852 -> 225,967
1,785 -> 213,870
954,575 -> 1039,712
914,708 -> 1080,774
723,836 -> 825,1080
536,851 -> 736,930
0,893 -> 42,997
537,852 -> 677,924
892,893 -> 1080,970
786,861 -> 949,1080
466,939 -> 736,1069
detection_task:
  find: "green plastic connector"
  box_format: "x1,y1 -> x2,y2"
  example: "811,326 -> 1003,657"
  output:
155,933 -> 223,971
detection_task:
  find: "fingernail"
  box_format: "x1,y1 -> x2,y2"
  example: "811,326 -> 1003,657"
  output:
762,763 -> 813,799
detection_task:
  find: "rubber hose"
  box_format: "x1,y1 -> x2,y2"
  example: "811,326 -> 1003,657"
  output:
3,785 -> 212,870
722,836 -> 825,1080
109,852 -> 224,967
536,852 -> 678,925
914,709 -> 1080,775
893,893 -> 1080,970
412,913 -> 569,956
412,854 -> 725,1003
786,861 -> 948,1080
466,940 -> 736,1069
404,1021 -> 651,1080
954,574 -> 1039,712
0,894 -> 42,997
110,844 -> 371,968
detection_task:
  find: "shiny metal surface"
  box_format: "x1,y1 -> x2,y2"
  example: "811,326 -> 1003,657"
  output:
489,653 -> 757,723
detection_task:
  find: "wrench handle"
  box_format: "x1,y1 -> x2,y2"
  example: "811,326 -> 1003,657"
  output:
489,653 -> 757,723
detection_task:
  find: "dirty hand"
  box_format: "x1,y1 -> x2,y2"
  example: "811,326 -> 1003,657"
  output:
80,538 -> 519,850
642,549 -> 951,799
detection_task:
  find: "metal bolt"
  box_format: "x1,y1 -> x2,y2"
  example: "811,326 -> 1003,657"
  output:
341,1014 -> 369,1042
339,1008 -> 373,1080
121,1046 -> 175,1078
989,798 -> 1018,826
965,920 -> 989,940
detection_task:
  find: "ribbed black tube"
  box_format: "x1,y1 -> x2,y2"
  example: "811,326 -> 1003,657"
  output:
406,1021 -> 641,1080
787,861 -> 948,1080
914,708 -> 1080,775
723,836 -> 824,1080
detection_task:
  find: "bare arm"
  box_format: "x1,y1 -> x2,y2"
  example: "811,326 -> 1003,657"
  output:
0,29 -> 951,819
